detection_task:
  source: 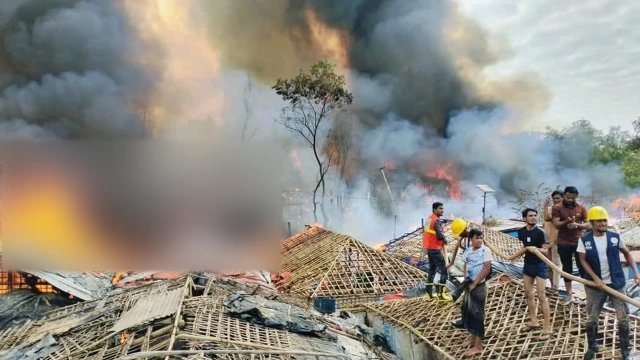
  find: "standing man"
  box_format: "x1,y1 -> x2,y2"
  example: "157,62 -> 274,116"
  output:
577,206 -> 640,360
552,186 -> 590,305
449,218 -> 470,329
517,208 -> 552,340
543,190 -> 563,293
423,202 -> 452,301
461,228 -> 493,358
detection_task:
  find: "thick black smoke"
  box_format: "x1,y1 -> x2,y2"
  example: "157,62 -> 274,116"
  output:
285,0 -> 500,134
0,0 -> 159,139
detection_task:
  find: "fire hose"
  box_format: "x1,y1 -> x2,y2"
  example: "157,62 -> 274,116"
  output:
477,241 -> 640,309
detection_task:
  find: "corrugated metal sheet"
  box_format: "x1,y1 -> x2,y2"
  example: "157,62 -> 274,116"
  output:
110,288 -> 183,333
24,271 -> 112,301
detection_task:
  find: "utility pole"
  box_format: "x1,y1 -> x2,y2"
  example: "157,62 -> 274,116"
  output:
380,166 -> 397,238
477,185 -> 495,223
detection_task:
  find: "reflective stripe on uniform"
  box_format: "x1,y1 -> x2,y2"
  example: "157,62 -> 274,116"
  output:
424,228 -> 436,234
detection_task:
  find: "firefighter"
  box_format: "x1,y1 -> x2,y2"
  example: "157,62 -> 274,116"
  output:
423,202 -> 452,301
578,206 -> 640,360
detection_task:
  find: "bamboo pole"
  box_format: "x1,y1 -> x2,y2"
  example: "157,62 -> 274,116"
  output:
115,349 -> 350,359
481,241 -> 640,308
163,276 -> 191,360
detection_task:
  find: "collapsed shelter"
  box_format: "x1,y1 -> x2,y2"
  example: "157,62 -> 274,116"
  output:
0,274 -> 398,359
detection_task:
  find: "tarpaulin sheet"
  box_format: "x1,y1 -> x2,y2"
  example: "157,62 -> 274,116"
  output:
0,334 -> 57,360
223,293 -> 326,335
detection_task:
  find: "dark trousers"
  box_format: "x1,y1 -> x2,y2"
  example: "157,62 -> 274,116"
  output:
585,286 -> 629,353
426,249 -> 447,294
462,282 -> 487,339
557,244 -> 584,277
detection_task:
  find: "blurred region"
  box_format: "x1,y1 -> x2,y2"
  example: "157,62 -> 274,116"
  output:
0,140 -> 284,271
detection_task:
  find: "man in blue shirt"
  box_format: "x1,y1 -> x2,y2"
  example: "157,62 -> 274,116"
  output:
578,206 -> 640,360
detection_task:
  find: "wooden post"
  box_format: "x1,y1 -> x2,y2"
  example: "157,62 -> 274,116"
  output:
287,222 -> 291,237
421,218 -> 424,228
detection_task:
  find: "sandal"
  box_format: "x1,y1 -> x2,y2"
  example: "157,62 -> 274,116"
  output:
521,324 -> 541,333
538,332 -> 552,340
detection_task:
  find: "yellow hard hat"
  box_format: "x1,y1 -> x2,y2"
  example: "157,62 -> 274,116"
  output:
587,206 -> 609,221
450,218 -> 468,237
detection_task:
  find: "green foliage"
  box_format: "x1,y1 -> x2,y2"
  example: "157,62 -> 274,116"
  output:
546,118 -> 640,187
273,59 -> 353,137
622,153 -> 640,188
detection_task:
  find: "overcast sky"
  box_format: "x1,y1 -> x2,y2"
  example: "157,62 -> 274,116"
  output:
456,0 -> 639,132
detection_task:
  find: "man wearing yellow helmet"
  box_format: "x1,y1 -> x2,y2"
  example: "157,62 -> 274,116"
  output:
449,218 -> 470,330
577,206 -> 640,360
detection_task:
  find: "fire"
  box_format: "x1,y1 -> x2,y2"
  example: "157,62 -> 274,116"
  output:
2,170 -> 110,269
373,243 -> 387,252
304,9 -> 351,83
291,149 -> 302,170
384,160 -> 397,170
120,330 -> 130,344
612,195 -> 640,218
309,222 -> 324,228
121,0 -> 224,135
423,162 -> 462,201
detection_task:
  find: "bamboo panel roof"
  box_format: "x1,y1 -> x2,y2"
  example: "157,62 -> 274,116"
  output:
363,276 -> 640,360
383,222 -> 524,263
279,226 -> 430,303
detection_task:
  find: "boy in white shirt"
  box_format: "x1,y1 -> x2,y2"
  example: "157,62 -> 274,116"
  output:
461,228 -> 493,358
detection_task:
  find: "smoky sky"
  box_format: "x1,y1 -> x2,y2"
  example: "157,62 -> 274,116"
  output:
286,0 -> 500,134
0,0 -> 158,139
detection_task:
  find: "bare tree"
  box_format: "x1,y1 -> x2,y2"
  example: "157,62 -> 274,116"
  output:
509,182 -> 560,222
240,74 -> 258,140
273,59 -> 353,224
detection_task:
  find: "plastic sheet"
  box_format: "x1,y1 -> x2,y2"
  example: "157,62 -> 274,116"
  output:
223,293 -> 327,335
0,290 -> 78,330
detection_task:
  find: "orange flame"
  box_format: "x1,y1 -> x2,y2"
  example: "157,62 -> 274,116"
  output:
304,8 -> 351,83
423,163 -> 462,201
3,172 -> 107,266
309,222 -> 324,228
612,195 -> 640,219
122,0 -> 224,134
373,243 -> 387,252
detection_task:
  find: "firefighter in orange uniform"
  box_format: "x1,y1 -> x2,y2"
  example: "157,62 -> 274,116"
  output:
424,202 -> 452,301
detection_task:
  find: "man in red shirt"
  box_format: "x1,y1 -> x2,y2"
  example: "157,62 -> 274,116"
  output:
423,202 -> 452,302
552,186 -> 590,305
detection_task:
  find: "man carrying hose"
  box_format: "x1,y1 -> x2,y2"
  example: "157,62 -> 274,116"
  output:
448,218 -> 470,329
517,208 -> 552,340
423,202 -> 452,301
578,206 -> 640,360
